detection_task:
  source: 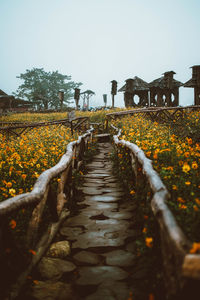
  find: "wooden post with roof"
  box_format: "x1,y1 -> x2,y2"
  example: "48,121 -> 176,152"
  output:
111,80 -> 117,108
80,90 -> 95,110
184,65 -> 200,105
149,71 -> 182,107
118,77 -> 149,108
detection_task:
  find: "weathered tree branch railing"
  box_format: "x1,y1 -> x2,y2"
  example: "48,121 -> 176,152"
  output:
0,116 -> 89,136
111,124 -> 200,298
106,105 -> 200,125
0,127 -> 93,299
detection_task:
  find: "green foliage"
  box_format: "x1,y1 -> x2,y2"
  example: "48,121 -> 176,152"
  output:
14,68 -> 82,109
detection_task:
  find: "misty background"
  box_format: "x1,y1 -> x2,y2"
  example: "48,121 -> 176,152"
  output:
0,0 -> 200,108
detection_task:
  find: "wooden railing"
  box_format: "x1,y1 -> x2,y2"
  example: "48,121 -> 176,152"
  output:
0,127 -> 93,299
111,124 -> 200,298
0,116 -> 88,136
106,105 -> 200,125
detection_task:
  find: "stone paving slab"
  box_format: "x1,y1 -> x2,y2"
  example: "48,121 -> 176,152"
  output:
76,266 -> 129,285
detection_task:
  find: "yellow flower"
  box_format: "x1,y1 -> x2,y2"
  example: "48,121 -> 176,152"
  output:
182,163 -> 191,173
9,188 -> 16,197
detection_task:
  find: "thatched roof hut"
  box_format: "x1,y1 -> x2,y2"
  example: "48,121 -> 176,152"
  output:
149,71 -> 182,107
184,65 -> 200,105
118,76 -> 149,107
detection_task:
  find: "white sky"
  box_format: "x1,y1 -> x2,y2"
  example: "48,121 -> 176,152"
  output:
0,0 -> 200,107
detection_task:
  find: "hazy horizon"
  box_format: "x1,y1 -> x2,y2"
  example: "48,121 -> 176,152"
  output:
1,0 -> 200,107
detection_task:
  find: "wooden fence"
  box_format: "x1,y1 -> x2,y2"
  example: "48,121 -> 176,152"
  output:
0,127 -> 93,299
0,116 -> 88,136
111,124 -> 200,298
106,105 -> 200,125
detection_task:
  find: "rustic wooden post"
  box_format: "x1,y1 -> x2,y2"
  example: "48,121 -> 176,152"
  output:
57,165 -> 71,215
74,88 -> 80,110
58,90 -> 64,111
26,186 -> 49,248
111,80 -> 117,108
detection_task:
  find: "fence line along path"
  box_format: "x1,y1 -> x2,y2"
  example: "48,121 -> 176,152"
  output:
24,139 -> 148,300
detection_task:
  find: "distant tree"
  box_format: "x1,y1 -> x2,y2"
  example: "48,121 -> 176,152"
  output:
14,68 -> 82,109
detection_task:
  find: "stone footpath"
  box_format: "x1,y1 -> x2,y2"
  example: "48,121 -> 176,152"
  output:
28,143 -> 147,300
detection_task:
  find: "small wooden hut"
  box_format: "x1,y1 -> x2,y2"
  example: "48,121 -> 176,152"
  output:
184,65 -> 200,105
0,89 -> 33,112
118,76 -> 149,107
149,71 -> 182,107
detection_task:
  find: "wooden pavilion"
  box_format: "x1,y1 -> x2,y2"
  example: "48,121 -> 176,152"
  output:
184,65 -> 200,105
118,76 -> 149,107
149,71 -> 182,107
0,89 -> 33,112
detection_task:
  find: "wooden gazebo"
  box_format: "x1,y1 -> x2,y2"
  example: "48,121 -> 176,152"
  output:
149,71 -> 182,107
184,65 -> 200,105
118,76 -> 149,107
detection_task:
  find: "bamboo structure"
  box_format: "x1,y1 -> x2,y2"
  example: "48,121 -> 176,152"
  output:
118,77 -> 149,107
184,65 -> 200,105
149,71 -> 182,107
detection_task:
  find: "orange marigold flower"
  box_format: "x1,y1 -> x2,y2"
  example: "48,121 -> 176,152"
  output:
29,249 -> 36,255
182,163 -> 191,173
7,182 -> 12,188
10,219 -> 16,229
21,174 -> 27,180
149,294 -> 155,300
193,205 -> 199,211
184,152 -> 190,158
145,237 -> 153,248
195,198 -> 200,206
177,197 -> 185,203
172,185 -> 178,190
185,181 -> 191,186
130,190 -> 135,195
143,227 -> 147,233
187,138 -> 193,145
179,204 -> 187,209
190,242 -> 200,254
192,162 -> 198,169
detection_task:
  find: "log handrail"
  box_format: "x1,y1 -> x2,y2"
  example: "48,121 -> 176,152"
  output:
0,127 -> 93,299
106,105 -> 200,122
111,123 -> 200,297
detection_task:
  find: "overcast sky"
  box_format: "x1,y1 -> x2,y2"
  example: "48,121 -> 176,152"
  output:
0,0 -> 200,107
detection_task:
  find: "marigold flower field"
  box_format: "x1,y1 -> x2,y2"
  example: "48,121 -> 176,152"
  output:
1,109 -> 200,244
111,111 -> 200,242
0,124 -> 76,202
